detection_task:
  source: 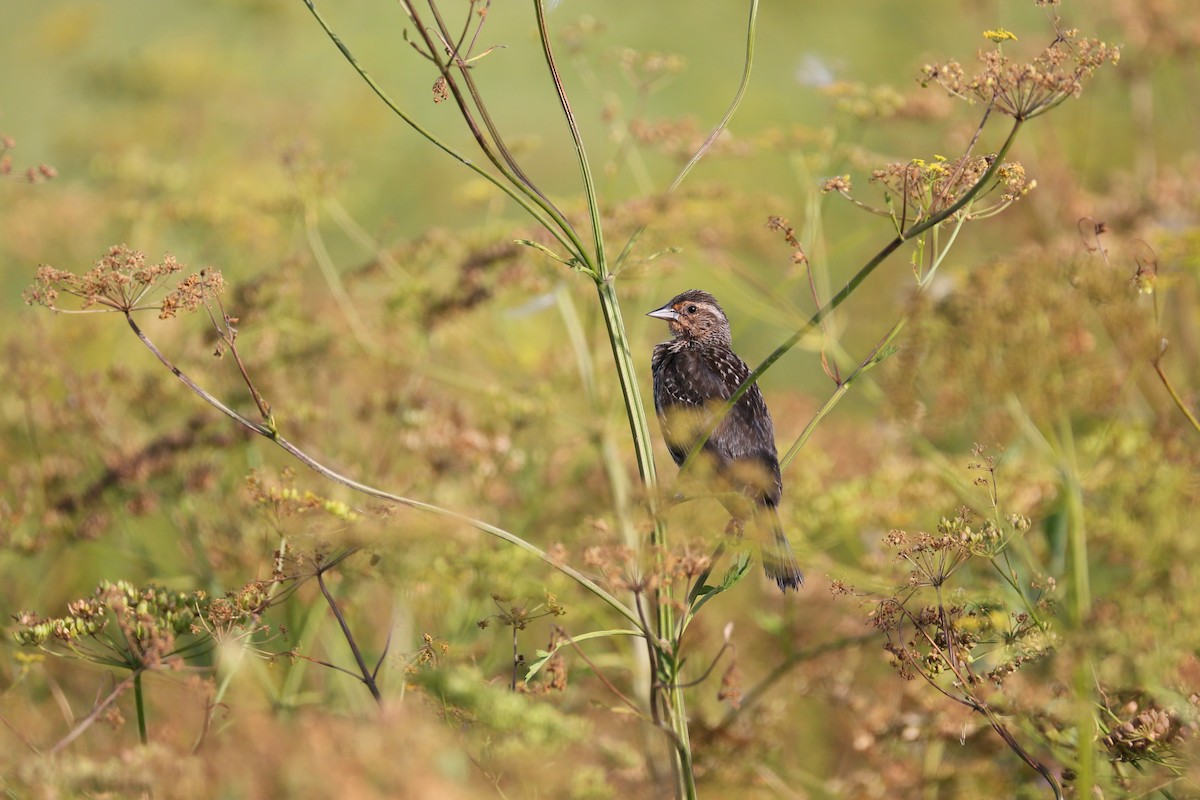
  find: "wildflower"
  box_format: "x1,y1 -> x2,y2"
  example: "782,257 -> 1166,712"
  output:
983,29 -> 1018,43
24,245 -> 225,318
921,29 -> 1119,120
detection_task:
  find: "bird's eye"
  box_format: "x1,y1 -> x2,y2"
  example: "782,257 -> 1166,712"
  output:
686,304 -> 698,314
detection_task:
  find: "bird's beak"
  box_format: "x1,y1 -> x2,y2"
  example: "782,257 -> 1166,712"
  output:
646,304 -> 679,321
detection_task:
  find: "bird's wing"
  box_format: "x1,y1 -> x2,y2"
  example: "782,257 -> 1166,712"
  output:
652,345 -> 730,466
653,346 -> 730,408
702,347 -> 783,505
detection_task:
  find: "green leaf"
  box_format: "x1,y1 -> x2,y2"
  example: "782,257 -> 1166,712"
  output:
523,628 -> 642,682
688,551 -> 753,619
514,238 -> 594,277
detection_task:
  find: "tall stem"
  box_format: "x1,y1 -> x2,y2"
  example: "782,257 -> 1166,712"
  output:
593,279 -> 689,795
301,0 -> 586,263
317,564 -> 383,704
682,118 -> 1025,472
123,313 -> 643,630
133,671 -> 147,745
533,0 -> 606,270
1064,432 -> 1094,795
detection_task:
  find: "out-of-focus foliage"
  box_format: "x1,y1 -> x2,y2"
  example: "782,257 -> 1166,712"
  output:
2,0 -> 1199,797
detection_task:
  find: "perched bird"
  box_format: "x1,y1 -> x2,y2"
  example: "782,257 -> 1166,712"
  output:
647,289 -> 803,591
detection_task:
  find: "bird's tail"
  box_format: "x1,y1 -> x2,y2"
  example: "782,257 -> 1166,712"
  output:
760,506 -> 804,591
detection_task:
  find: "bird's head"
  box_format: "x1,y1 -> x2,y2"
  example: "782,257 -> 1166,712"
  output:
647,290 -> 732,347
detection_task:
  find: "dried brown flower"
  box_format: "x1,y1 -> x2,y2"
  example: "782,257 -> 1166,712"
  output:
868,154 -> 1033,224
820,175 -> 852,194
24,245 -> 225,318
920,29 -> 1120,120
1,134 -> 56,184
432,75 -> 449,103
1103,703 -> 1186,760
717,662 -> 743,709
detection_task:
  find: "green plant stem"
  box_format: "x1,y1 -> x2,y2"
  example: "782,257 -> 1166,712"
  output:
613,0 -> 760,273
304,200 -> 375,349
316,563 -> 383,704
779,317 -> 906,471
133,670 -> 147,745
122,313 -> 643,632
300,0 -> 585,264
990,555 -> 1050,634
568,8 -> 758,794
536,0 -> 694,773
682,118 -> 1025,474
1014,403 -> 1094,794
1064,444 -> 1094,795
401,1 -> 588,263
593,278 -> 692,798
668,0 -> 759,194
421,1 -> 561,216
1153,358 -> 1200,434
591,281 -> 660,500
534,0 -> 605,271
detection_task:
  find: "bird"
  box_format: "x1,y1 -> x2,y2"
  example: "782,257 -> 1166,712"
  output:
647,289 -> 803,591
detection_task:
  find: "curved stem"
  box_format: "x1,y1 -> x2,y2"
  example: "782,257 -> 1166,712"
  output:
779,317 -> 906,471
134,671 -> 147,745
49,669 -> 143,754
122,314 -> 643,631
404,1 -> 589,262
317,564 -> 383,704
534,0 -> 605,273
1153,357 -> 1200,434
423,2 -> 560,213
613,0 -> 760,273
300,0 -> 585,263
681,118 -> 1025,473
668,0 -> 758,194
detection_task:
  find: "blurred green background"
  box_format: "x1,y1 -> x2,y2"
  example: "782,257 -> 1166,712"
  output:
1,0 -> 1198,797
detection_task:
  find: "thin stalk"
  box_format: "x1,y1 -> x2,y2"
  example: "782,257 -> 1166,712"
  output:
1153,358 -> 1200,433
775,196 -> 967,472
613,0 -> 760,273
511,623 -> 520,692
668,0 -> 758,194
133,671 -> 147,745
1061,426 -> 1090,624
592,280 -> 677,762
556,288 -> 642,564
305,201 -> 376,349
1063,431 -> 1094,795
681,119 -> 1025,474
558,7 -> 758,793
901,606 -> 1063,798
48,670 -> 141,754
402,1 -> 589,262
779,317 -> 906,471
1013,403 -> 1094,794
122,313 -> 643,632
990,555 -> 1051,634
300,0 -> 584,264
591,281 -> 659,497
533,0 -> 605,271
317,565 -> 383,704
423,2 -> 560,215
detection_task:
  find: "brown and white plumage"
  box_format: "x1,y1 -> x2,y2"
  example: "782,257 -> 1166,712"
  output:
648,289 -> 803,591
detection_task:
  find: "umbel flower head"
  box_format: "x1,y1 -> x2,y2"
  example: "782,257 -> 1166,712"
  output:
822,154 -> 1034,226
13,580 -> 207,669
920,28 -> 1120,120
24,244 -> 224,318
